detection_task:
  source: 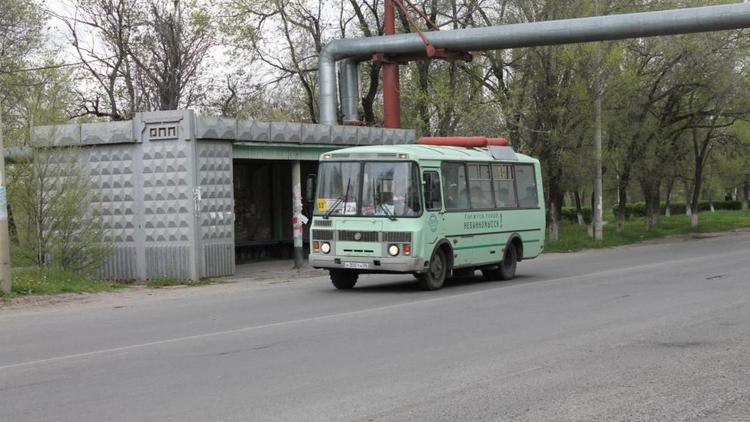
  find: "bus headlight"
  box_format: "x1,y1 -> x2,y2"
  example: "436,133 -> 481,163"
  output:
321,242 -> 331,254
388,244 -> 400,256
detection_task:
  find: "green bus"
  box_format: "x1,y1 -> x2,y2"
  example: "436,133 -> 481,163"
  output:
308,137 -> 545,290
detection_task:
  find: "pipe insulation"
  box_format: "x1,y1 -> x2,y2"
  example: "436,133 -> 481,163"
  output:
320,3 -> 750,125
339,58 -> 361,124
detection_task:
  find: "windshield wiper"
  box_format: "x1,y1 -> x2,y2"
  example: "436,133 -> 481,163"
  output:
378,203 -> 397,221
324,177 -> 352,219
371,178 -> 396,221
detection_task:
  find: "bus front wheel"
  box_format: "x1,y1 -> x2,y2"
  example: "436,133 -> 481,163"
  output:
418,248 -> 448,290
482,245 -> 517,281
330,270 -> 358,289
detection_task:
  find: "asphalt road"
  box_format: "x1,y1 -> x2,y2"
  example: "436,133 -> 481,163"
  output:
1,232 -> 749,422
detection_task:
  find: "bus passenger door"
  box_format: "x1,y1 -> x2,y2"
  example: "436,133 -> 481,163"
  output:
422,170 -> 444,251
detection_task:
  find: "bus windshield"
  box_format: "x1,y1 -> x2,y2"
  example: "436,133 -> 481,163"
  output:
315,161 -> 421,217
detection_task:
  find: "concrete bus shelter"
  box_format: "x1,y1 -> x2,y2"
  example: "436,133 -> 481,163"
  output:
31,110 -> 415,281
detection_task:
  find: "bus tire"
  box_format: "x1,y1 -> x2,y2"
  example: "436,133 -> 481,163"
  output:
330,270 -> 358,289
498,244 -> 518,280
482,245 -> 517,281
417,248 -> 448,290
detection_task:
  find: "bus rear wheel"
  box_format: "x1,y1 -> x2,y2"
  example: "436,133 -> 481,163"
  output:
418,248 -> 448,290
330,270 -> 358,289
482,245 -> 517,281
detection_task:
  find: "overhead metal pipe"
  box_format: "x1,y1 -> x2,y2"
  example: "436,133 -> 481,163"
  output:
339,58 -> 361,124
319,3 -> 750,125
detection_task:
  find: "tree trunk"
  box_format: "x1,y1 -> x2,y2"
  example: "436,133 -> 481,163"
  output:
742,182 -> 749,211
549,205 -> 560,241
546,178 -> 564,242
416,62 -> 431,134
664,178 -> 674,217
691,164 -> 703,228
617,175 -> 628,233
361,62 -> 381,124
641,179 -> 661,231
574,191 -> 585,226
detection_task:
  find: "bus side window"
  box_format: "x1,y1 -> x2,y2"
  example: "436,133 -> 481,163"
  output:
492,164 -> 517,208
468,164 -> 493,210
515,164 -> 539,208
423,171 -> 442,211
441,162 -> 469,210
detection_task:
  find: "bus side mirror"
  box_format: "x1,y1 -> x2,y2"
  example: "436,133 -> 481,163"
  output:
305,175 -> 316,200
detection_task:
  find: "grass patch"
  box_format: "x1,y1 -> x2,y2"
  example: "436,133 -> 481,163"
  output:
544,210 -> 750,253
146,278 -> 212,289
1,267 -> 127,297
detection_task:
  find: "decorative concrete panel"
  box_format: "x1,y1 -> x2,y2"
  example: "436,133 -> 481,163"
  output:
87,145 -> 138,244
236,120 -> 271,142
195,116 -> 237,140
97,246 -> 138,281
146,245 -> 192,279
381,129 -> 398,145
331,125 -> 358,145
301,123 -> 331,144
142,140 -> 192,245
356,127 -> 375,145
197,141 -> 234,278
32,124 -> 81,147
271,122 -> 302,143
81,121 -> 134,145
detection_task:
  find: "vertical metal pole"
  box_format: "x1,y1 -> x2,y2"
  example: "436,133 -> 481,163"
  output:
0,111 -> 12,294
592,0 -> 604,241
383,0 -> 401,128
291,160 -> 304,269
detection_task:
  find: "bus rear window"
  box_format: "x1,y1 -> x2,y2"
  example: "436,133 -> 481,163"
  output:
515,164 -> 539,208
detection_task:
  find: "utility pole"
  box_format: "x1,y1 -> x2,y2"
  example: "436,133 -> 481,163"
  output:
0,111 -> 12,294
592,0 -> 604,241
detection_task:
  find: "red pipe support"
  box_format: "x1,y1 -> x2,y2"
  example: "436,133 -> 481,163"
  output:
383,0 -> 401,128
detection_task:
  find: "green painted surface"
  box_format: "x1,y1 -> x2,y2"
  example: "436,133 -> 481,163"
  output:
454,244 -> 501,251
233,143 -> 337,161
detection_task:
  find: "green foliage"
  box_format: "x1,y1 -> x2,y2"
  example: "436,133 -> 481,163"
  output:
8,148 -> 113,274
562,207 -> 593,224
2,267 -> 126,297
146,278 -> 212,289
612,201 -> 742,219
545,210 -> 750,253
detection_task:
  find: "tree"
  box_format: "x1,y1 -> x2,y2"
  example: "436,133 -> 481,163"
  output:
60,0 -> 140,120
8,147 -> 112,273
223,0 -> 327,122
130,0 -> 216,111
60,0 -> 216,119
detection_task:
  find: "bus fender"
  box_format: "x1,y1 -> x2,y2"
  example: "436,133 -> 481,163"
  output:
425,239 -> 454,276
503,234 -> 524,262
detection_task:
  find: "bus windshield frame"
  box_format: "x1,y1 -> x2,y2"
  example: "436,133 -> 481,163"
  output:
314,160 -> 423,218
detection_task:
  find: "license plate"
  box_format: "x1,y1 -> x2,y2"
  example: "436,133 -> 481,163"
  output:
344,262 -> 369,270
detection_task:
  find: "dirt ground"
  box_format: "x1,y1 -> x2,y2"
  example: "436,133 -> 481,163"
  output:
0,260 -> 327,315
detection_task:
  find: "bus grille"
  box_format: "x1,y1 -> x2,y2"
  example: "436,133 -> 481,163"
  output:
314,220 -> 332,227
338,231 -> 379,242
383,232 -> 412,242
312,230 -> 334,241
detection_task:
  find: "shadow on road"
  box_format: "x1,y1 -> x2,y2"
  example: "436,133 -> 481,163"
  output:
330,273 -> 538,294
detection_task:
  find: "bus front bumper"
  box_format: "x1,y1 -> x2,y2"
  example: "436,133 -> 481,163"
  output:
309,255 -> 426,273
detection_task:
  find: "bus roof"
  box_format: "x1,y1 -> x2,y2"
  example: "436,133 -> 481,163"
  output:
320,144 -> 538,164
